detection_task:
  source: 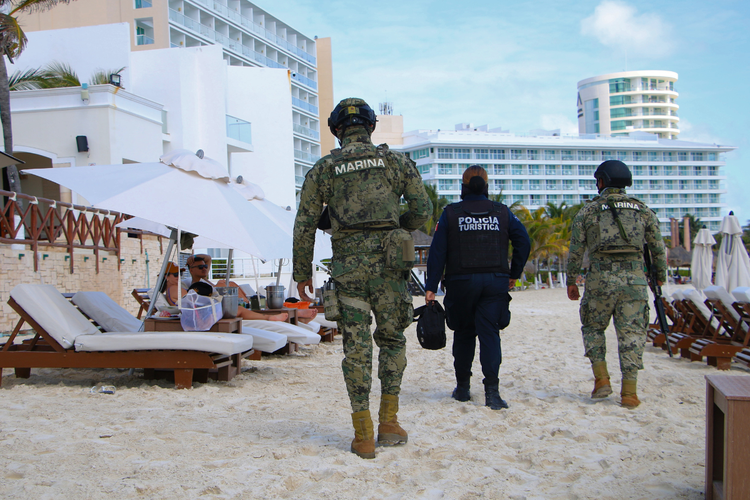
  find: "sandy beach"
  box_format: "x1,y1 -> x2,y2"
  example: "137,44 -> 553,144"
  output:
1,285 -> 747,499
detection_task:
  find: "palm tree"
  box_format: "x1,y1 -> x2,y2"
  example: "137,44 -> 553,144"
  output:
9,62 -> 125,90
0,0 -> 76,154
421,182 -> 448,235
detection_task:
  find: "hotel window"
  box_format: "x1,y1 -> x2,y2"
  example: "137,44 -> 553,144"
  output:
709,166 -> 718,176
651,194 -> 662,204
633,165 -> 644,176
692,152 -> 704,161
663,165 -> 675,176
610,95 -> 632,105
490,149 -> 506,160
529,195 -> 543,205
563,194 -> 578,204
579,165 -> 594,176
455,148 -> 471,159
493,179 -> 507,190
665,180 -> 676,190
680,194 -> 692,204
610,108 -> 632,118
546,179 -> 559,190
512,179 -> 525,190
609,78 -> 631,93
545,165 -> 557,175
512,194 -> 525,204
678,152 -> 688,161
474,148 -> 489,160
439,164 -> 455,175
650,180 -> 662,190
602,151 -> 615,160
617,151 -> 628,161
633,180 -> 645,190
439,179 -> 458,190
562,165 -> 574,175
547,195 -> 560,203
563,179 -> 575,190
679,166 -> 689,176
511,149 -> 525,160
710,194 -> 719,203
664,152 -> 676,162
529,165 -> 541,175
437,148 -> 453,159
693,166 -> 704,176
529,180 -> 541,190
561,150 -> 574,161
711,208 -> 720,217
680,180 -> 692,190
511,164 -> 525,175
648,152 -> 659,161
695,180 -> 706,189
410,148 -> 429,160
709,180 -> 719,189
580,180 -> 596,190
527,150 -> 539,160
418,164 -> 431,174
649,166 -> 660,175
578,150 -> 595,161
695,193 -> 705,203
491,164 -> 507,175
632,152 -> 643,162
708,153 -> 717,161
544,150 -> 556,160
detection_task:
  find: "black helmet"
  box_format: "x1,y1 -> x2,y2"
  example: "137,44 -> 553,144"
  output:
328,98 -> 377,136
594,160 -> 632,188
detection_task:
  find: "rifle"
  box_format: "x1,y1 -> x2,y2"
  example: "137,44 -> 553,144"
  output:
643,245 -> 673,357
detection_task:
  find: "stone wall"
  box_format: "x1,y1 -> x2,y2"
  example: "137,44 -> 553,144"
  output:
0,235 -> 167,333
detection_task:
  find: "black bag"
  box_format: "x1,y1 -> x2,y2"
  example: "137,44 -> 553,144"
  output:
413,301 -> 446,350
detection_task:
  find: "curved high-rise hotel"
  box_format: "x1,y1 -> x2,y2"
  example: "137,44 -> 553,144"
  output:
577,71 -> 679,139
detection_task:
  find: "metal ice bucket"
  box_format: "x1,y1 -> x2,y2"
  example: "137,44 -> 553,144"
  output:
265,285 -> 286,309
215,287 -> 239,319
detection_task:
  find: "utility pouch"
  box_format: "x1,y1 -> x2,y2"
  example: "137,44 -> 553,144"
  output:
323,280 -> 342,321
384,229 -> 415,271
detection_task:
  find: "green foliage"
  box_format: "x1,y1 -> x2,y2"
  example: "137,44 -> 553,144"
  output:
89,66 -> 126,85
420,182 -> 448,235
8,62 -> 126,90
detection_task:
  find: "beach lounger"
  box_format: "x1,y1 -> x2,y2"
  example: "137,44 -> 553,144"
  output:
688,286 -> 748,370
730,287 -> 750,369
132,288 -> 151,319
0,285 -> 255,389
314,314 -> 338,342
242,320 -> 321,346
647,296 -> 683,348
666,289 -> 718,358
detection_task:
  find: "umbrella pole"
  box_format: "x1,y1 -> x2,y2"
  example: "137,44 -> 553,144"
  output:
276,259 -> 283,287
177,227 -> 182,309
225,249 -> 234,286
141,228 -> 178,331
251,256 -> 260,294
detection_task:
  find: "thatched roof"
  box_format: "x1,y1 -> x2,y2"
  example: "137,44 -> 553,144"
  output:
412,230 -> 433,248
667,246 -> 692,267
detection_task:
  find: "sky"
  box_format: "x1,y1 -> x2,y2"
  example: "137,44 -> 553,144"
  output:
254,0 -> 749,222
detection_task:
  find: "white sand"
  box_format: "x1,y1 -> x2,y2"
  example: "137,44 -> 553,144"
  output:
1,285 -> 748,499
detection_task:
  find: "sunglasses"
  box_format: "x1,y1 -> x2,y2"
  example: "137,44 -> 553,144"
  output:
168,272 -> 179,277
192,264 -> 208,270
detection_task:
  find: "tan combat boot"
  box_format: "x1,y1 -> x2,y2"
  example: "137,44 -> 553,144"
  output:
350,410 -> 376,459
591,361 -> 613,399
377,394 -> 408,446
620,379 -> 640,408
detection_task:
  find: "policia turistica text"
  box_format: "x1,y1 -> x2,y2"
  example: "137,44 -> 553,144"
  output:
425,165 -> 530,410
566,160 -> 667,409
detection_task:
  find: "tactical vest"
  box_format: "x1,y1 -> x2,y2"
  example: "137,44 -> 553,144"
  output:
445,199 -> 510,276
588,193 -> 647,254
327,144 -> 400,231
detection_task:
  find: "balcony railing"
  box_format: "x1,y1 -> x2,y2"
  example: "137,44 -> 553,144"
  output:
136,34 -> 154,45
180,1 -> 317,66
293,123 -> 320,140
291,72 -> 317,90
292,97 -> 318,115
295,175 -> 305,187
226,115 -> 252,145
294,150 -> 320,163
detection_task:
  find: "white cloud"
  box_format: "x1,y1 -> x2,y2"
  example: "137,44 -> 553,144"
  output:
581,0 -> 676,58
540,115 -> 579,135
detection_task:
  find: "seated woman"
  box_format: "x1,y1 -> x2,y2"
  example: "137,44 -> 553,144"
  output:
185,255 -> 288,322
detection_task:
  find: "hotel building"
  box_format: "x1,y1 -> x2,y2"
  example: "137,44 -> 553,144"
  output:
577,71 -> 679,140
19,0 -> 332,196
394,126 -> 732,234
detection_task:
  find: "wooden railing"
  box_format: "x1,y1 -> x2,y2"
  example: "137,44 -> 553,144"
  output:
1,190 -> 163,273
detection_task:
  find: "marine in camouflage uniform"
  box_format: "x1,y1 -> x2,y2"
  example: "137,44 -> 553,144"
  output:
566,160 -> 666,408
293,98 -> 431,458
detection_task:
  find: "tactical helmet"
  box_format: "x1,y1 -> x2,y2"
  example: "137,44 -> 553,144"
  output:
328,98 -> 377,136
594,160 -> 632,188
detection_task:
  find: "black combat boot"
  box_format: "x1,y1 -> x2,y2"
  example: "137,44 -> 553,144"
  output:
484,382 -> 509,410
452,380 -> 471,402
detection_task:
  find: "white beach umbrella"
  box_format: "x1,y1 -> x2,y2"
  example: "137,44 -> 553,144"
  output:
691,226 -> 716,291
715,212 -> 750,292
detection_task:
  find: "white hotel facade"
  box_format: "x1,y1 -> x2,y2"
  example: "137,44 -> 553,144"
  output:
394,126 -> 732,234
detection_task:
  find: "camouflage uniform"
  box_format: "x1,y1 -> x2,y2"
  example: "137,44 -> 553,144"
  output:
566,187 -> 666,380
293,123 -> 432,413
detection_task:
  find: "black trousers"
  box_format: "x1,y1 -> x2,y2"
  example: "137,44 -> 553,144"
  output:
443,273 -> 511,387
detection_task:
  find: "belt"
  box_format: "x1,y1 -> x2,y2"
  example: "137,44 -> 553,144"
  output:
332,233 -> 386,256
591,261 -> 642,272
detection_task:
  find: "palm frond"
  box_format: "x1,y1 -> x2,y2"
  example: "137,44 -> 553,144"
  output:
10,0 -> 73,16
0,12 -> 27,59
8,67 -> 45,90
40,61 -> 80,88
89,66 -> 126,85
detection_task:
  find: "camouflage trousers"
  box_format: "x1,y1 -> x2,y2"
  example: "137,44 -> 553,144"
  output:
333,250 -> 414,413
579,262 -> 649,380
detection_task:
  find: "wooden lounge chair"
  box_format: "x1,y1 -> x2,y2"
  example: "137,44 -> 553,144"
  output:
132,288 -> 152,319
0,284 -> 255,389
730,287 -> 750,369
647,296 -> 683,348
688,286 -> 748,370
666,290 -> 719,358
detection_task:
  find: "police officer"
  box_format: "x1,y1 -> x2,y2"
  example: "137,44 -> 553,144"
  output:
293,98 -> 432,459
566,160 -> 666,408
425,165 -> 530,410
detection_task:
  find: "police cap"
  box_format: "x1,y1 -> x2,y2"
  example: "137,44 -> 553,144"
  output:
328,98 -> 377,136
594,160 -> 632,188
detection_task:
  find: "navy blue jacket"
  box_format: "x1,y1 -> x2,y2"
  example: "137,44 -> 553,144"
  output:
425,194 -> 531,292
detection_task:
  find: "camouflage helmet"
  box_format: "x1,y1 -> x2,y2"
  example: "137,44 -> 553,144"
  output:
328,98 -> 377,136
594,160 -> 632,189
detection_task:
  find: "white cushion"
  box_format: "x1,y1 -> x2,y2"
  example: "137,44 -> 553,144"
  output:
75,331 -> 253,356
242,320 -> 321,345
72,292 -> 142,332
704,286 -> 741,321
314,314 -> 337,329
10,284 -> 99,349
732,287 -> 750,303
671,290 -> 685,301
241,326 -> 287,353
684,289 -> 720,328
